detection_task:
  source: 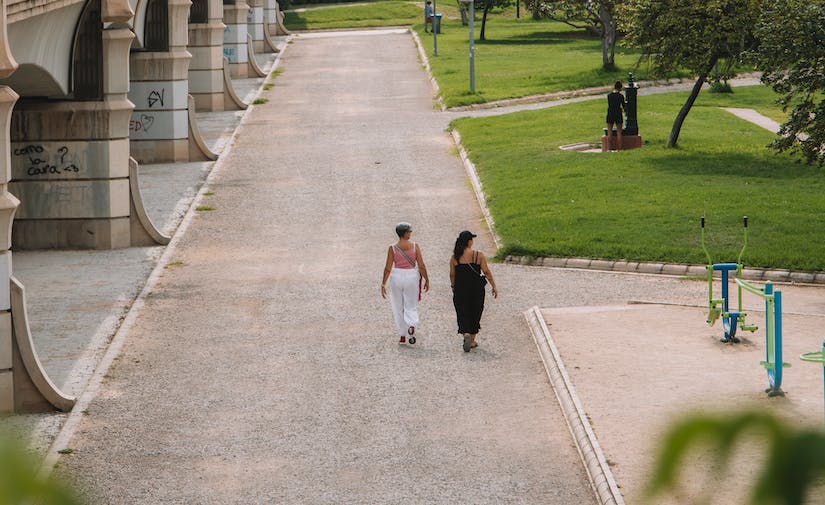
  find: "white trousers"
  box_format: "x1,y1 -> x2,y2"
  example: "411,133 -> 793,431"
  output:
389,267 -> 420,336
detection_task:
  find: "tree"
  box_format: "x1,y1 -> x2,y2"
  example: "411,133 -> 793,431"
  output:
479,0 -> 514,40
522,0 -> 620,70
622,0 -> 765,147
750,0 -> 825,166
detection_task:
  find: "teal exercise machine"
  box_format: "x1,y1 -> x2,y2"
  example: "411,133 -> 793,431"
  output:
701,216 -> 789,396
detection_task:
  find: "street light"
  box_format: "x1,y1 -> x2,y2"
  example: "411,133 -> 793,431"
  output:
432,0 -> 438,56
459,0 -> 475,93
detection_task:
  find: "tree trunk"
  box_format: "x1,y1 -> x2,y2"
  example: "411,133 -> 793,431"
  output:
480,0 -> 491,40
598,6 -> 616,70
668,60 -> 716,148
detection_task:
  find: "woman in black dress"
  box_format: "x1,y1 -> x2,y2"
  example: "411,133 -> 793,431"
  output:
606,80 -> 626,150
449,230 -> 498,352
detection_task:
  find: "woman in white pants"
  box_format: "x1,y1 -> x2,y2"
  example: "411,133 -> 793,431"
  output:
380,222 -> 430,344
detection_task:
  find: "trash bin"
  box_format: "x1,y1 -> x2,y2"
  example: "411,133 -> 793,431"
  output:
433,13 -> 442,34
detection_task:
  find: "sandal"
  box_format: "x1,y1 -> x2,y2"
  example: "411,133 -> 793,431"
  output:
462,334 -> 471,352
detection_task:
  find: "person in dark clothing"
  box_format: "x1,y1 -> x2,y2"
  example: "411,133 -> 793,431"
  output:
606,80 -> 626,150
449,230 -> 498,352
424,0 -> 433,33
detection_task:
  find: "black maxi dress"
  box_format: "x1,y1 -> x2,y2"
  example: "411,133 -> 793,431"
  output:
453,252 -> 486,334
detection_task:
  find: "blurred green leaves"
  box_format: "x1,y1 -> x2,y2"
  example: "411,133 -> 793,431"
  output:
0,437 -> 82,505
647,410 -> 825,505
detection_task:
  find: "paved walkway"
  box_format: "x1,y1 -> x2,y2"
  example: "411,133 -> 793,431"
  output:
46,29 -> 596,503
722,107 -> 782,133
442,75 -> 762,117
3,29 -> 819,504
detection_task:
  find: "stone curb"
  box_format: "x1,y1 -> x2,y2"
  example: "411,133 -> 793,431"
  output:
408,28 -> 447,111
524,306 -> 625,505
414,28 -> 502,245
505,255 -> 825,285
450,129 -> 501,249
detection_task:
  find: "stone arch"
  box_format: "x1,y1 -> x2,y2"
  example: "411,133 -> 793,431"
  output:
72,0 -> 104,100
0,2 -> 85,97
143,0 -> 169,52
189,0 -> 208,24
1,64 -> 63,99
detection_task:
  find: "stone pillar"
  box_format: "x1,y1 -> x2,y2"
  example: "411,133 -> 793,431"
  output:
0,84 -> 18,413
188,0 -> 225,111
264,0 -> 277,35
267,0 -> 290,36
129,0 -> 194,162
247,0 -> 264,53
0,34 -> 15,410
223,0 -> 249,78
9,27 -> 135,249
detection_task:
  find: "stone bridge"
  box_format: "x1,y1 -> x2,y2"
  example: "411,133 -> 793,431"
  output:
0,0 -> 288,412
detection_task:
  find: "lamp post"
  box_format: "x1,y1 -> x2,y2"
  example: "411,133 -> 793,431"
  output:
459,0 -> 475,93
469,0 -> 475,93
432,0 -> 437,56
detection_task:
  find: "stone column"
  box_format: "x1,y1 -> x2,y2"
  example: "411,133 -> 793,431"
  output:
264,0 -> 277,36
129,0 -> 194,162
223,0 -> 249,78
0,85 -> 18,413
9,27 -> 134,249
0,0 -> 18,412
247,0 -> 264,53
188,0 -> 225,111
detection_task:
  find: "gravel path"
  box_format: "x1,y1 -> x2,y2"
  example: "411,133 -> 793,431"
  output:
53,29 -> 599,504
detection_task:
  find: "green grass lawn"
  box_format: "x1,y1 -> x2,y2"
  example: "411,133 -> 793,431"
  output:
451,85 -> 823,271
283,1 -> 421,30
422,11 -> 672,107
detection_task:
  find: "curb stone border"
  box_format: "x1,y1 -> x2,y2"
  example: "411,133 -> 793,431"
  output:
504,255 -> 825,285
524,306 -> 625,505
450,129 -> 501,249
409,28 -> 446,111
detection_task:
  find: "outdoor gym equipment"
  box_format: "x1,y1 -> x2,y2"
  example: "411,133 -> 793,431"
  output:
701,216 -> 789,396
800,341 -> 825,425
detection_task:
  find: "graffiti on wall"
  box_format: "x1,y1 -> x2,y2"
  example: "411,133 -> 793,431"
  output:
13,145 -> 80,177
129,114 -> 156,133
147,89 -> 165,108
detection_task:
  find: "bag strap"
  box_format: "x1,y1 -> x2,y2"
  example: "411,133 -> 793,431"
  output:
393,243 -> 417,269
468,251 -> 484,277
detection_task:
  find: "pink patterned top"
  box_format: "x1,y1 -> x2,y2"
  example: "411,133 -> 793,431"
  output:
392,243 -> 417,269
